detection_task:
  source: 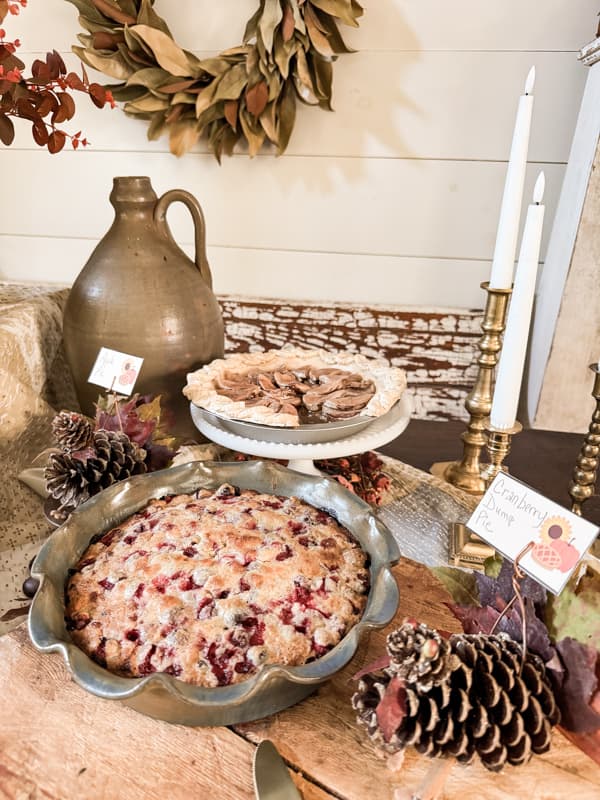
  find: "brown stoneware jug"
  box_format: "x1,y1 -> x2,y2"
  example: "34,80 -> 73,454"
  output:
62,176 -> 224,438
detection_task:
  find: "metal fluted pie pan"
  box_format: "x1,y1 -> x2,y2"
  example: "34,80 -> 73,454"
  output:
191,402 -> 401,444
28,460 -> 400,727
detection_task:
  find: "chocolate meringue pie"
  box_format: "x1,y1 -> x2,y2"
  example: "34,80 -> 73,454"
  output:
184,348 -> 406,428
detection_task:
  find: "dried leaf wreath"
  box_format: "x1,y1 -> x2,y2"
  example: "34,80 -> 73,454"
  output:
67,0 -> 364,160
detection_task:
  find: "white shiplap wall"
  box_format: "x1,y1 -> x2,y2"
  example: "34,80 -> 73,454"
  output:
0,0 -> 596,308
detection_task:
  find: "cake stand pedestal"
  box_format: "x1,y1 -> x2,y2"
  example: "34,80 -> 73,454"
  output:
190,394 -> 412,475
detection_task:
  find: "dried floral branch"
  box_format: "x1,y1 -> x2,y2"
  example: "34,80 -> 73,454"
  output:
0,0 -> 115,151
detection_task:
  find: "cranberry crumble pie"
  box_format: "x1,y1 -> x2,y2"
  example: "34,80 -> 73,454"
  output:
183,347 -> 407,427
65,483 -> 370,687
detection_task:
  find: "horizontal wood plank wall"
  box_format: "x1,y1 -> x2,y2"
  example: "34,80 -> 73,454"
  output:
0,0 -> 595,311
221,296 -> 482,421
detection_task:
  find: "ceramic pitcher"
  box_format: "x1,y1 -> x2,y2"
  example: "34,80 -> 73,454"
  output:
62,176 -> 224,437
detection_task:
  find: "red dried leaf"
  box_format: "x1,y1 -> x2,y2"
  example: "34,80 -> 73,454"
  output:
91,0 -> 136,25
15,96 -> 37,121
37,92 -> 58,118
0,112 -> 14,144
89,82 -> 109,109
245,80 -> 269,117
31,57 -> 50,81
375,676 -> 407,743
45,51 -> 62,80
224,99 -> 238,130
281,4 -> 295,42
47,129 -> 66,154
352,653 -> 391,681
65,71 -> 86,92
92,31 -> 123,51
58,92 -> 76,121
31,118 -> 48,146
52,50 -> 66,74
51,99 -> 69,125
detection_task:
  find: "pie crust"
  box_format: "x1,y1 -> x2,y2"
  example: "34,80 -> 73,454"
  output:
183,347 -> 407,427
65,483 -> 370,687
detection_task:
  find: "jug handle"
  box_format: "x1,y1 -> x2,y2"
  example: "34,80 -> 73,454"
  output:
154,189 -> 213,289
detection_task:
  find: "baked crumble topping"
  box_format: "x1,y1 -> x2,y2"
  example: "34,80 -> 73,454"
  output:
65,483 -> 370,687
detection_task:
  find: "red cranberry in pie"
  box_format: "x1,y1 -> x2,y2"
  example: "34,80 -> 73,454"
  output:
65,484 -> 369,687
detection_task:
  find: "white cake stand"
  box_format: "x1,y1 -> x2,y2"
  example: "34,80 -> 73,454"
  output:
190,393 -> 412,475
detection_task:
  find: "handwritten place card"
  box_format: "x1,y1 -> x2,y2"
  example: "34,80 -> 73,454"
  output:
467,473 -> 599,594
88,347 -> 144,396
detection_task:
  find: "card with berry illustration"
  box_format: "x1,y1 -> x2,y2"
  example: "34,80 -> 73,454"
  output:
467,473 -> 599,594
88,347 -> 144,396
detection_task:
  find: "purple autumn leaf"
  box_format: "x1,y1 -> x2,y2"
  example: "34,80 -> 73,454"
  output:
450,597 -> 556,663
554,637 -> 600,733
449,603 -> 500,634
477,557 -> 546,609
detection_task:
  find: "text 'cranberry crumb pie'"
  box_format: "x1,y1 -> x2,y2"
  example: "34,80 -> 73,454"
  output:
65,483 -> 370,687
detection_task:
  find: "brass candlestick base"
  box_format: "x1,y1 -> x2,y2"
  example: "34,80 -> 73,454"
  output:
431,282 -> 512,496
480,421 -> 523,485
569,364 -> 600,515
449,421 -> 522,570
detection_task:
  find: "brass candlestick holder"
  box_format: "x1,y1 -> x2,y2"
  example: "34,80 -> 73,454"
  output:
568,364 -> 600,515
450,420 -> 523,570
431,282 -> 512,495
480,421 -> 523,485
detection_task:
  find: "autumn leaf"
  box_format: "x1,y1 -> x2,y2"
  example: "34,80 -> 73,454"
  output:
245,80 -> 269,117
431,566 -> 480,607
554,638 -> 600,733
376,676 -> 407,743
546,563 -> 600,649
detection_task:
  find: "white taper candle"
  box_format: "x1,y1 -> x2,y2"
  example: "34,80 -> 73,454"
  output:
491,172 -> 545,429
488,67 -> 535,290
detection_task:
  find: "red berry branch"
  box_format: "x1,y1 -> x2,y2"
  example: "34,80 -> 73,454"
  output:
0,0 -> 114,152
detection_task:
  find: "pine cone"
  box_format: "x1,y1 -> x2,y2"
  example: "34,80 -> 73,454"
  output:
45,430 -> 147,512
51,411 -> 94,452
387,621 -> 459,691
352,621 -> 560,772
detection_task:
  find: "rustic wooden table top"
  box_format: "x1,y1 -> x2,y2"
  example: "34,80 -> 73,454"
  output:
2,558 -> 600,800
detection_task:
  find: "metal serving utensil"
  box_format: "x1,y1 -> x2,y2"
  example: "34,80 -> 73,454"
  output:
253,740 -> 302,800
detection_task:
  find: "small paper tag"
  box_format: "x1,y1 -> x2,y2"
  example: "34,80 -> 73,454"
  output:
87,347 -> 144,396
467,473 -> 599,594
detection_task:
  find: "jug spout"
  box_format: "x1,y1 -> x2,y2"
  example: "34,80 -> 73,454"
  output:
110,176 -> 157,208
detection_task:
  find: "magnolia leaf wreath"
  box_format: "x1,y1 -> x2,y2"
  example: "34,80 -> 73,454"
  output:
67,0 -> 364,160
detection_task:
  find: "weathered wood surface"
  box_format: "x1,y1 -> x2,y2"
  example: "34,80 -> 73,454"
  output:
2,560 -> 599,800
533,137 -> 600,433
222,296 -> 482,422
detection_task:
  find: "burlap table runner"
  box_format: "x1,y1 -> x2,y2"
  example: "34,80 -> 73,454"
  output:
0,282 -> 477,635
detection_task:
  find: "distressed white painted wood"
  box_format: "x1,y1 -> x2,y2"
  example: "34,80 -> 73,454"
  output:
526,38 -> 600,429
17,0 -> 599,54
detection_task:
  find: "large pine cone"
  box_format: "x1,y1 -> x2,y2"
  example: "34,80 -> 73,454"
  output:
51,410 -> 93,452
352,621 -> 560,772
45,429 -> 147,512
